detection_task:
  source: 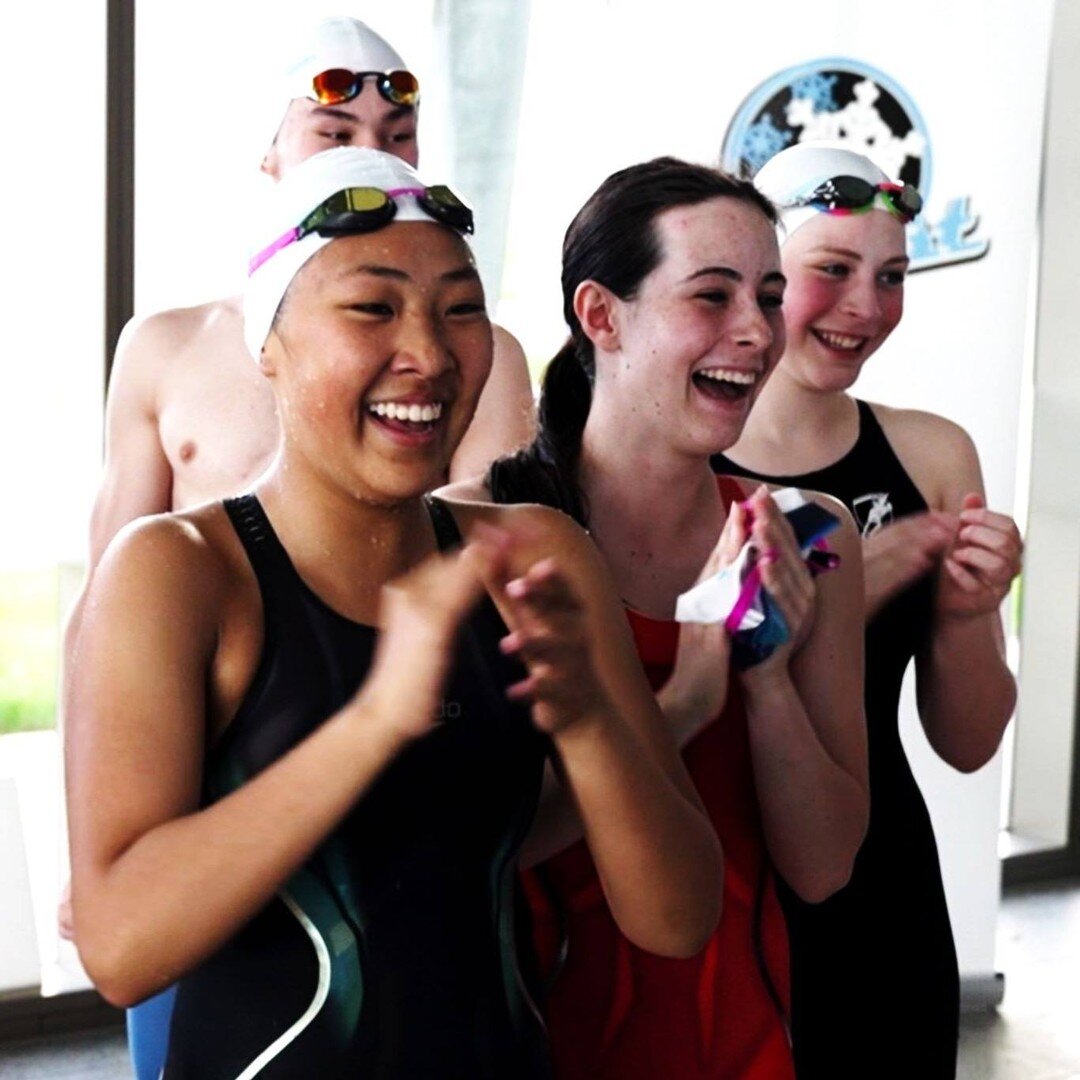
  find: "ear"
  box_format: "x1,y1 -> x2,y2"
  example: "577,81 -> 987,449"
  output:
260,141 -> 280,180
573,281 -> 621,354
257,330 -> 280,377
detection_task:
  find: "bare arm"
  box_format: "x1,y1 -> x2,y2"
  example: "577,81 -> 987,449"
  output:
907,421 -> 1019,772
61,315 -> 176,706
90,316 -> 177,568
735,489 -> 869,903
649,485 -> 868,902
861,510 -> 956,619
448,324 -> 535,482
56,315 -> 179,938
462,505 -> 723,958
67,517 -> 494,1007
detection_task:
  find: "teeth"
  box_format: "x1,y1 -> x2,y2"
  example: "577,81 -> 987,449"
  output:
368,401 -> 443,422
816,330 -> 864,350
696,368 -> 757,386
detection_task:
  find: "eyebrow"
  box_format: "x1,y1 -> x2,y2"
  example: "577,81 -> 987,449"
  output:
441,266 -> 482,283
686,266 -> 786,286
311,104 -> 415,124
337,263 -> 480,284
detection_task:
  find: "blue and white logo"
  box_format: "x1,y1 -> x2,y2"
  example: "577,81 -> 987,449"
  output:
721,58 -> 988,272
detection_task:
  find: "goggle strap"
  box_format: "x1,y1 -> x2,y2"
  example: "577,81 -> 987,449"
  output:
798,177 -> 921,224
249,227 -> 300,276
248,185 -> 472,277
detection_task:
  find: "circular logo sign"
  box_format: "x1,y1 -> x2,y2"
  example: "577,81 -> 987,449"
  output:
721,58 -> 932,200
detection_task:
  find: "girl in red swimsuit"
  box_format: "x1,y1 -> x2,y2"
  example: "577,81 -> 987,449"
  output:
447,157 -> 869,1078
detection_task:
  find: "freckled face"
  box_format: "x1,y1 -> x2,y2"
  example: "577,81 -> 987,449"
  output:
263,222 -> 491,504
264,86 -> 419,177
778,209 -> 908,392
604,197 -> 786,457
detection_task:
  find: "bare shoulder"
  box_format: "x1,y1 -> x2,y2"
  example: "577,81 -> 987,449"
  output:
866,401 -> 981,508
719,475 -> 856,536
492,322 -> 526,360
439,492 -> 602,580
435,476 -> 491,503
92,503 -> 240,612
115,298 -> 241,373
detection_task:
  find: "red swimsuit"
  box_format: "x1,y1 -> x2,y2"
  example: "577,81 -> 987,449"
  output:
522,477 -> 795,1079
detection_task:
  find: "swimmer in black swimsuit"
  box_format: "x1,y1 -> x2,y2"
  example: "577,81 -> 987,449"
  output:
65,147 -> 722,1078
717,143 -> 1023,1078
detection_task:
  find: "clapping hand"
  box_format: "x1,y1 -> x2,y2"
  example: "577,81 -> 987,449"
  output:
936,493 -> 1022,621
863,511 -> 957,618
497,554 -> 611,736
740,486 -> 816,678
357,527 -> 507,742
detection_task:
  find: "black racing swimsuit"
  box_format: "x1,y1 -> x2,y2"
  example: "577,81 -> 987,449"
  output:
163,494 -> 551,1079
714,400 -> 960,1078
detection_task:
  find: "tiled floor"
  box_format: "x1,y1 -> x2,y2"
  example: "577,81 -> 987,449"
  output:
0,1029 -> 130,1079
957,878 -> 1080,1080
2,878 -> 1078,1078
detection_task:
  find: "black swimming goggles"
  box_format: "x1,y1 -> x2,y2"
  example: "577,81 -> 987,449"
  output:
793,175 -> 923,224
309,68 -> 420,108
249,185 -> 474,275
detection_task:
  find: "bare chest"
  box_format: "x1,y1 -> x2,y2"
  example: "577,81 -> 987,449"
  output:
158,347 -> 279,510
608,542 -> 716,620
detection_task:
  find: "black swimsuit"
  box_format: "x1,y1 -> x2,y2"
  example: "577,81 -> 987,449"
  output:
163,494 -> 551,1079
714,400 -> 960,1078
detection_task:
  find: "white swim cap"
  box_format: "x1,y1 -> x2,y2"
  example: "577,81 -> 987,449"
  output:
283,16 -> 409,101
262,16 -> 412,158
243,147 -> 471,360
753,143 -> 893,243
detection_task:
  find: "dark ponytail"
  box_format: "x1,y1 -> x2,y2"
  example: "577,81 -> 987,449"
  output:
488,338 -> 594,524
487,157 -> 776,527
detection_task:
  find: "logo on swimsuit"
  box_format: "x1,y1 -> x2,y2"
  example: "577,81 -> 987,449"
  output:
852,492 -> 894,538
721,58 -> 989,273
436,699 -> 462,721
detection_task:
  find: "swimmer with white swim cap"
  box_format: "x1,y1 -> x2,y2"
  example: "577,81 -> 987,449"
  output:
62,16 -> 535,1076
73,12 -> 534,563
753,141 -> 919,240
717,140 -> 1022,1075
66,143 -> 722,1077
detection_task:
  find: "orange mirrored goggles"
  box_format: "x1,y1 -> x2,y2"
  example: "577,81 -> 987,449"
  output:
309,68 -> 420,108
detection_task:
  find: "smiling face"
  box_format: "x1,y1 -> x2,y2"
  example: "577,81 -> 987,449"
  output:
778,209 -> 908,392
263,83 -> 419,177
599,196 -> 786,457
262,221 -> 491,504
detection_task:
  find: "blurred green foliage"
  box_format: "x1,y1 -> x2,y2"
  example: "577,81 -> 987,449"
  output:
0,569 -> 58,734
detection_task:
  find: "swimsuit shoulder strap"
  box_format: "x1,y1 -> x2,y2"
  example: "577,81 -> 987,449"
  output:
424,495 -> 464,552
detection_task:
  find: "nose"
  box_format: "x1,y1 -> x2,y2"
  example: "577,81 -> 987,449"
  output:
350,129 -> 383,152
839,275 -> 884,322
392,314 -> 454,378
730,295 -> 775,353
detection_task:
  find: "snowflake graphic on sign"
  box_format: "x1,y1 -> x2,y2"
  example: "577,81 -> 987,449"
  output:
786,79 -> 925,183
722,59 -> 929,194
721,58 -> 990,272
790,72 -> 840,113
740,116 -> 794,173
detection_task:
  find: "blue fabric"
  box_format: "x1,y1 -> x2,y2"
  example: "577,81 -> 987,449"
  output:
126,984 -> 177,1080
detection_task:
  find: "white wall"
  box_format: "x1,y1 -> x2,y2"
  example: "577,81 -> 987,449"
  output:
1010,0 -> 1080,851
0,0 -> 106,568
